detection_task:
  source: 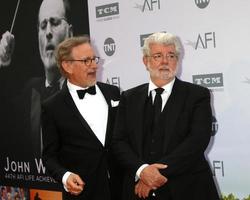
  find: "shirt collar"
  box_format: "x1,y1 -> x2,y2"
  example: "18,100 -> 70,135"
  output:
148,78 -> 175,96
67,80 -> 96,92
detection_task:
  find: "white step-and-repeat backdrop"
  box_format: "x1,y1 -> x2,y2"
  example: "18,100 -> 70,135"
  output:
88,0 -> 250,199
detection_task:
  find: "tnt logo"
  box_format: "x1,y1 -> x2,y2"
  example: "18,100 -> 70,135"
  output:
195,0 -> 210,9
104,38 -> 116,56
193,73 -> 223,88
96,3 -> 119,18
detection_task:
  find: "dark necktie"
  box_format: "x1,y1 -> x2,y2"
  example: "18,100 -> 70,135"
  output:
153,88 -> 164,123
77,85 -> 96,99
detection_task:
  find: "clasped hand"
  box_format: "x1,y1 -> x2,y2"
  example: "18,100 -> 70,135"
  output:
66,173 -> 85,196
135,163 -> 167,199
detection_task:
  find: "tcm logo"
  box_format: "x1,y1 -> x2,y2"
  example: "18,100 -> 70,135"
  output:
96,2 -> 119,19
140,33 -> 153,47
193,73 -> 223,88
104,38 -> 116,56
195,0 -> 210,9
211,116 -> 218,136
134,0 -> 161,12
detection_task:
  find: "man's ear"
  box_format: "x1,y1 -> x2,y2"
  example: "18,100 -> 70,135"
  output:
143,56 -> 149,71
67,24 -> 73,38
61,61 -> 73,74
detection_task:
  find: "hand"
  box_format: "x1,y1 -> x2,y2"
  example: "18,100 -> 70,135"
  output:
0,31 -> 15,68
66,173 -> 85,196
140,163 -> 168,189
135,179 -> 152,199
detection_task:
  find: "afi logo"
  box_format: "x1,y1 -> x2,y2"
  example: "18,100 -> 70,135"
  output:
195,32 -> 216,49
104,38 -> 116,56
211,116 -> 218,136
212,161 -> 224,177
106,77 -> 120,88
96,3 -> 119,18
143,0 -> 160,11
135,0 -> 160,12
243,77 -> 250,84
193,73 -> 223,88
195,0 -> 210,9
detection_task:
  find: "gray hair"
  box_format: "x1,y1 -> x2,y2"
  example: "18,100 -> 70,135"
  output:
142,32 -> 182,58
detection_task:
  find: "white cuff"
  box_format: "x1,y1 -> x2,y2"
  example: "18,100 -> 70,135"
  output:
62,171 -> 72,192
135,164 -> 149,182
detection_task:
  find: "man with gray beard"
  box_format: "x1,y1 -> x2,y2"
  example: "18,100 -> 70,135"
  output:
112,32 -> 220,200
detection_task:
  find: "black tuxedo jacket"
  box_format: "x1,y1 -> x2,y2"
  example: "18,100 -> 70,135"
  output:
112,78 -> 219,200
42,82 -> 121,200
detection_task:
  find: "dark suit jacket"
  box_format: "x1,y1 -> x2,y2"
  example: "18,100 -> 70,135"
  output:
3,77 -> 51,158
112,78 -> 220,200
42,82 -> 121,200
19,77 -> 60,157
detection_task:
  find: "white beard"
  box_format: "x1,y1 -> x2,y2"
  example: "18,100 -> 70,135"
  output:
148,64 -> 177,81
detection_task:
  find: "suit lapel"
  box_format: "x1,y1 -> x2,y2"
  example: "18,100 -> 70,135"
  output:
97,82 -> 114,147
161,78 -> 187,153
133,84 -> 149,157
61,83 -> 97,138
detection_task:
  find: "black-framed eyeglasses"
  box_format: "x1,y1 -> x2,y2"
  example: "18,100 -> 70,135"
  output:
39,17 -> 68,31
147,53 -> 177,62
65,56 -> 100,66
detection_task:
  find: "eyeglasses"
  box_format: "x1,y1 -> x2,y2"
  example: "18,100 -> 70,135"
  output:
39,17 -> 68,32
65,56 -> 100,66
147,53 -> 177,62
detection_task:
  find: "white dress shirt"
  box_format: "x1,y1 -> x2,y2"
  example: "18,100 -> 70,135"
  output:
135,78 -> 175,180
148,78 -> 175,111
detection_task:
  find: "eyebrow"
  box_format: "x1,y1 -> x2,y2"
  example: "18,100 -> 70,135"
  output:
152,52 -> 176,55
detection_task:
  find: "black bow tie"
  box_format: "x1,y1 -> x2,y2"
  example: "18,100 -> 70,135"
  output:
77,86 -> 96,99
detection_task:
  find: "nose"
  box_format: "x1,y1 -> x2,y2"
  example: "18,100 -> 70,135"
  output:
161,55 -> 169,64
90,62 -> 98,69
45,23 -> 53,40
